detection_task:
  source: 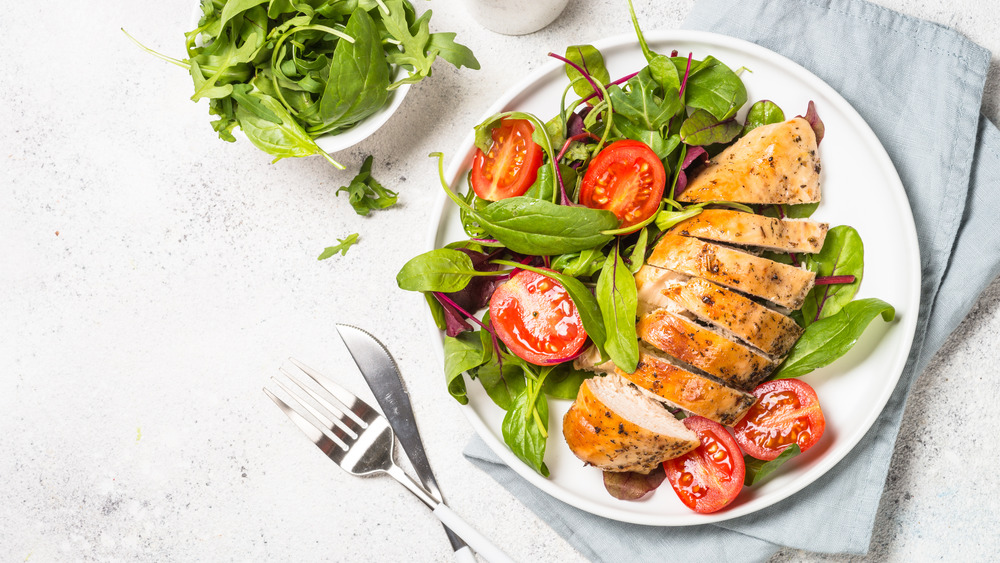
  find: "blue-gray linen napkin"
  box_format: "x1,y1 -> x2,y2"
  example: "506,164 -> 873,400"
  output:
463,0 -> 1000,559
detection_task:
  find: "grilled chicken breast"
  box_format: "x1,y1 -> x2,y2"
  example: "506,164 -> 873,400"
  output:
563,373 -> 700,473
635,265 -> 803,357
678,117 -> 821,204
573,344 -> 757,426
647,234 -> 816,310
615,346 -> 756,426
637,308 -> 779,390
670,208 -> 829,254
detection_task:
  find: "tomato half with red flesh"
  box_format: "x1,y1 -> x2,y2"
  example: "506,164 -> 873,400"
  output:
488,269 -> 587,365
733,378 -> 826,461
579,139 -> 666,230
663,416 -> 745,514
470,119 -> 544,201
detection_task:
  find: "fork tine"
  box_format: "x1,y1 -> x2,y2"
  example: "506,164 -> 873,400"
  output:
289,357 -> 377,424
271,375 -> 360,443
263,387 -> 349,459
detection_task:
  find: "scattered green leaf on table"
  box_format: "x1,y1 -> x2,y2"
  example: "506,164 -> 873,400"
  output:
336,156 -> 398,216
318,233 -> 359,259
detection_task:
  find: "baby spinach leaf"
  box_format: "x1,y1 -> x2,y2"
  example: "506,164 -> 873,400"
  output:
480,197 -> 618,255
425,293 -> 447,331
502,384 -> 550,476
772,298 -> 895,379
540,363 -> 592,399
744,444 -> 801,486
319,8 -> 391,129
627,227 -> 649,274
801,225 -> 864,325
476,361 -> 527,411
743,100 -> 785,135
442,331 -> 490,405
236,93 -> 330,163
679,109 -> 742,146
596,245 -> 639,373
683,56 -> 748,120
317,233 -> 359,259
608,71 -> 681,130
396,248 -> 499,292
551,248 -> 606,277
336,155 -> 398,216
564,45 -> 611,99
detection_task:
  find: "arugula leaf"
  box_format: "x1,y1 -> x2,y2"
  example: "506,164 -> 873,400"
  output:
772,298 -> 895,379
317,233 -> 359,259
744,444 -> 801,486
382,1 -> 480,90
236,92 -> 336,165
336,156 -> 398,216
551,248 -> 606,277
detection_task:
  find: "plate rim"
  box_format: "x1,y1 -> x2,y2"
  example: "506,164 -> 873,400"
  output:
422,29 -> 922,526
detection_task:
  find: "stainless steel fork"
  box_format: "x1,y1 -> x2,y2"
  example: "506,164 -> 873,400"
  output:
264,358 -> 514,563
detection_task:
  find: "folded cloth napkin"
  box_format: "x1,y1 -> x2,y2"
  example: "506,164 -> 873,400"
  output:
464,0 -> 1000,559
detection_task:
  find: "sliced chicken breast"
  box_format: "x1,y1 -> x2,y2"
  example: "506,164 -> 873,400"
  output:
563,373 -> 700,473
647,234 -> 816,310
678,117 -> 820,204
635,265 -> 803,357
637,308 -> 779,390
670,208 -> 829,254
613,345 -> 756,426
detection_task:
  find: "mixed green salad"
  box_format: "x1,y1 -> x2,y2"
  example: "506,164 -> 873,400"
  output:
396,3 -> 894,510
129,0 -> 478,169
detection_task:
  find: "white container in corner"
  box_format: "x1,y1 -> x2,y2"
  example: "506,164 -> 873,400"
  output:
462,0 -> 570,35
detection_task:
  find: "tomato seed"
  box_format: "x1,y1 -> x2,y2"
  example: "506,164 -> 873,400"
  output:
679,472 -> 693,486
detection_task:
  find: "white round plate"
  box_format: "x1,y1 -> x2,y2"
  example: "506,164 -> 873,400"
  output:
426,30 -> 921,526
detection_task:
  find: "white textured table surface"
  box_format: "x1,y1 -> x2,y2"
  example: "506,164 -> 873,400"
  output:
3,1 -> 998,561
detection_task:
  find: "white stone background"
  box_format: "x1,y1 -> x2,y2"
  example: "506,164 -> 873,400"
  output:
2,0 -> 998,561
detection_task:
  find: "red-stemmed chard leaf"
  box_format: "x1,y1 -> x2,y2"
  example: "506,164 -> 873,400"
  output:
799,100 -> 825,145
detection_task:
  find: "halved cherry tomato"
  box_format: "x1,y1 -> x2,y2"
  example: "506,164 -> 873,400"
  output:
663,416 -> 745,514
733,379 -> 826,461
470,118 -> 544,201
579,139 -> 666,230
488,269 -> 587,365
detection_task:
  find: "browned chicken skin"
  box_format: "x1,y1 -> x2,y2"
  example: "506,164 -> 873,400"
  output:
647,234 -> 816,310
670,208 -> 829,254
678,117 -> 821,204
635,265 -> 803,357
562,374 -> 700,472
637,308 -> 779,390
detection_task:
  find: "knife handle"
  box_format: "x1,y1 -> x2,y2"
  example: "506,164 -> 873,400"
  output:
432,504 -> 516,563
453,546 -> 476,563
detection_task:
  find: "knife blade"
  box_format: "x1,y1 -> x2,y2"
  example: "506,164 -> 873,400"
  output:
335,324 -> 474,562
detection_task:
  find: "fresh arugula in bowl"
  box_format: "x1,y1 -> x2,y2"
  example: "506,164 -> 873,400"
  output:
128,0 -> 478,169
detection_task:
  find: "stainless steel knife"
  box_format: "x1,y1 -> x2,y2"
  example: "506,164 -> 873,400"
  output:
336,324 -> 475,563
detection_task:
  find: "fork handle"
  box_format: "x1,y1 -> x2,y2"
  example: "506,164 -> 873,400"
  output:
432,504 -> 516,563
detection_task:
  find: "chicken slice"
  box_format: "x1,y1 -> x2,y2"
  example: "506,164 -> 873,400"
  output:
635,265 -> 803,357
678,117 -> 820,204
647,234 -> 816,310
637,308 -> 779,390
670,208 -> 829,254
613,344 -> 756,426
563,373 -> 700,473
